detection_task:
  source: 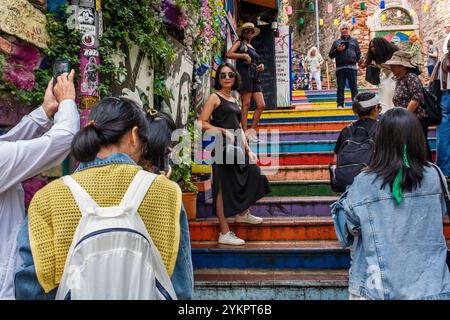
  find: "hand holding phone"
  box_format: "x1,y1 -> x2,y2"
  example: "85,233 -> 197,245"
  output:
53,59 -> 71,89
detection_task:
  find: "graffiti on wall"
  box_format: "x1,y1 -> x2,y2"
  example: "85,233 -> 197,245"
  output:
111,40 -> 154,108
0,0 -> 49,49
161,37 -> 193,129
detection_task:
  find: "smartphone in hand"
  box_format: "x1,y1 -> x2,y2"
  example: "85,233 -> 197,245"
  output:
52,59 -> 71,88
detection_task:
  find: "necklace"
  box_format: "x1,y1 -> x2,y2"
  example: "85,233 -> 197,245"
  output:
219,90 -> 232,98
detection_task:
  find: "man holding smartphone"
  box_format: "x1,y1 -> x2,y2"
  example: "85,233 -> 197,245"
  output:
329,22 -> 362,108
0,70 -> 79,299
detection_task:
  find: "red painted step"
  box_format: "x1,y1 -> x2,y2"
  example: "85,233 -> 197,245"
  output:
189,217 -> 450,242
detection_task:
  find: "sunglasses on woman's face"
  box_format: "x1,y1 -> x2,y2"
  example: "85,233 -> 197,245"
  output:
219,72 -> 236,79
244,29 -> 255,34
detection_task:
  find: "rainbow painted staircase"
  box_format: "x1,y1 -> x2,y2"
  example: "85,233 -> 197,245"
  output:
190,90 -> 448,300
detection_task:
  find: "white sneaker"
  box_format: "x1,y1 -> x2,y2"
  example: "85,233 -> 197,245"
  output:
235,210 -> 263,224
218,231 -> 245,246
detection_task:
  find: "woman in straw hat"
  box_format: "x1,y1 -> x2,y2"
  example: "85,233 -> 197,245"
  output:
382,50 -> 430,160
226,22 -> 266,141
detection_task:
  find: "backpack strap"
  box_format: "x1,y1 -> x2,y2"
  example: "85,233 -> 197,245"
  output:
368,121 -> 378,138
346,124 -> 355,139
119,170 -> 158,213
62,175 -> 99,217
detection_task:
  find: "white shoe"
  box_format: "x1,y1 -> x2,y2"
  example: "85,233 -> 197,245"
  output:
218,231 -> 245,246
235,210 -> 263,224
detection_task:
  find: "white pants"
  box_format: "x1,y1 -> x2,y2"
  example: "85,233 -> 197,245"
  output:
309,70 -> 322,90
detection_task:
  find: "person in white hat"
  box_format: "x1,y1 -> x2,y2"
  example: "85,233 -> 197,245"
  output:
443,23 -> 450,55
226,22 -> 265,141
382,50 -> 431,160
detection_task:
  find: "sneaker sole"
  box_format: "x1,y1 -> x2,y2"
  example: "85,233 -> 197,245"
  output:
217,241 -> 246,246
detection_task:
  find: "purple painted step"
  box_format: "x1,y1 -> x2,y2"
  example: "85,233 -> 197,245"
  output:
196,196 -> 338,218
272,128 -> 436,142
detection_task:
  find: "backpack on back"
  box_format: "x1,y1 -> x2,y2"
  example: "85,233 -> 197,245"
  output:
56,170 -> 177,300
330,123 -> 377,192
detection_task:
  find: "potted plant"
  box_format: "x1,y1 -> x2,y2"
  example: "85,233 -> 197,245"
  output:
171,162 -> 198,220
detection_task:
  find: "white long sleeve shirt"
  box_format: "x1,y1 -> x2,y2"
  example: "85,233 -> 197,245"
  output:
0,100 -> 79,299
444,33 -> 450,55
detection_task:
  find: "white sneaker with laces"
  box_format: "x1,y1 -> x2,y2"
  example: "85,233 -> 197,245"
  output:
235,210 -> 263,224
218,231 -> 245,246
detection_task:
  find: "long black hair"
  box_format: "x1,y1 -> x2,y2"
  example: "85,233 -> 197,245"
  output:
366,37 -> 399,65
142,109 -> 176,172
214,63 -> 241,91
71,97 -> 149,162
366,108 -> 429,192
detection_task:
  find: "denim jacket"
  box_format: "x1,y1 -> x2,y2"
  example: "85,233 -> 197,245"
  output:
14,153 -> 194,300
331,164 -> 450,300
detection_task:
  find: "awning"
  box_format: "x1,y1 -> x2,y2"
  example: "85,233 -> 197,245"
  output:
242,0 -> 277,9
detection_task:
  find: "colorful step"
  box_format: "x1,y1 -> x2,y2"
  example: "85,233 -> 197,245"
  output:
191,240 -> 350,269
189,217 -> 450,242
262,165 -> 330,181
269,180 -> 339,197
196,196 -> 338,218
193,268 -> 349,300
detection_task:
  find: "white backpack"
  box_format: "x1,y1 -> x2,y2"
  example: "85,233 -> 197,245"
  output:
56,170 -> 177,300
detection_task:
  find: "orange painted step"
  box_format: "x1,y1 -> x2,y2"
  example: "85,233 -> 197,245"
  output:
262,165 -> 329,181
189,217 -> 450,242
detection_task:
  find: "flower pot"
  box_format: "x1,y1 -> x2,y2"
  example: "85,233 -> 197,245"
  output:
182,192 -> 198,221
193,178 -> 211,193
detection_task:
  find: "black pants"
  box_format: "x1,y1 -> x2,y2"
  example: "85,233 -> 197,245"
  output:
336,68 -> 358,107
419,117 -> 432,161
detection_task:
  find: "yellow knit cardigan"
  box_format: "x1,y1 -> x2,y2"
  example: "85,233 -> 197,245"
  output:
28,164 -> 182,293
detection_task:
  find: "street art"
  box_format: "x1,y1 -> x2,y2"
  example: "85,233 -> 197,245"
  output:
80,47 -> 99,97
0,0 -> 49,49
111,40 -> 154,108
275,25 -> 291,107
162,37 -> 193,129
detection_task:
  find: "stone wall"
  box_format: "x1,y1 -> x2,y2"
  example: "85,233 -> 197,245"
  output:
289,0 -> 450,88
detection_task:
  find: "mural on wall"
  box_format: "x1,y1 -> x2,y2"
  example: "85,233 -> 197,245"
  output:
161,37 -> 193,129
375,30 -> 415,51
275,25 -> 291,107
193,64 -> 212,117
0,0 -> 50,49
111,40 -> 154,108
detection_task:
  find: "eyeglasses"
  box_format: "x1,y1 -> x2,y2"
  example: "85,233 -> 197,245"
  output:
219,72 -> 236,79
244,29 -> 255,34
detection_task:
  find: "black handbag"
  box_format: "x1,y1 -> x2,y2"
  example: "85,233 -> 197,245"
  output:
423,87 -> 442,126
431,164 -> 450,268
365,65 -> 381,85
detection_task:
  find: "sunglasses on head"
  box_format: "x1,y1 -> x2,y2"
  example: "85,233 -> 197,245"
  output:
219,72 -> 236,79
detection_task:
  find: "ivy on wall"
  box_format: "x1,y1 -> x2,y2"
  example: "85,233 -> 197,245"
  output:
0,11 -> 80,108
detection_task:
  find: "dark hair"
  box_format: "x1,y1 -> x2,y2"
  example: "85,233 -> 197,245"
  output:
214,63 -> 241,91
366,108 -> 429,192
352,92 -> 377,117
427,39 -> 433,45
71,97 -> 149,162
142,109 -> 176,172
175,72 -> 191,128
366,37 -> 399,65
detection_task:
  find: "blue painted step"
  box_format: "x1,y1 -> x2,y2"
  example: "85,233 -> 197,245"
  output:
192,241 -> 350,269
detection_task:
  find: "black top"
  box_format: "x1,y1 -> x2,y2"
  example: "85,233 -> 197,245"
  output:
236,41 -> 260,79
334,118 -> 378,153
329,36 -> 361,67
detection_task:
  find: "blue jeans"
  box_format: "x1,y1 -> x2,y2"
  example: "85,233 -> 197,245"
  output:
427,65 -> 435,77
437,91 -> 450,176
336,68 -> 358,106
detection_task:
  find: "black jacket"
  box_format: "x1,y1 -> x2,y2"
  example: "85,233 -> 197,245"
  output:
329,36 -> 361,67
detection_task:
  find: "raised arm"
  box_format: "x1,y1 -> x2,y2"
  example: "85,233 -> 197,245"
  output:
0,71 -> 80,194
226,41 -> 250,62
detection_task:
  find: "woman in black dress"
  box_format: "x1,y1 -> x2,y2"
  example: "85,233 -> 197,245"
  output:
198,63 -> 271,246
226,22 -> 266,141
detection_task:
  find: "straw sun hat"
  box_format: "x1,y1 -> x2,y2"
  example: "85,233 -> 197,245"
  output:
237,22 -> 261,37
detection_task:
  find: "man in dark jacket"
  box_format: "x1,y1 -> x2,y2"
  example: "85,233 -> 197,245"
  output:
329,22 -> 361,108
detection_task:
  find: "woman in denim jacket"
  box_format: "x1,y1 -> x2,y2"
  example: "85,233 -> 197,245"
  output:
331,107 -> 450,300
14,97 -> 193,299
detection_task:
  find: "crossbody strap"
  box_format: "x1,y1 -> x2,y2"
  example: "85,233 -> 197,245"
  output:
431,163 -> 450,219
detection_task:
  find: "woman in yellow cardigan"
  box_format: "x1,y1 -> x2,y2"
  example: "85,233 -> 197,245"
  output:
14,97 -> 193,299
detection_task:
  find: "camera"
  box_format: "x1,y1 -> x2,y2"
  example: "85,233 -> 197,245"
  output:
338,40 -> 349,50
52,58 -> 71,88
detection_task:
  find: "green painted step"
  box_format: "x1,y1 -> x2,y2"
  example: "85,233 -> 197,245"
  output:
268,180 -> 339,197
193,268 -> 348,300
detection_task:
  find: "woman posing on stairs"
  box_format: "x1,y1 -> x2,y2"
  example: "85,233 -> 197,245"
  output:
226,22 -> 266,142
199,63 -> 271,246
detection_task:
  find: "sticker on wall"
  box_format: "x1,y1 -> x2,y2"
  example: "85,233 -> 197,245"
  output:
80,46 -> 99,97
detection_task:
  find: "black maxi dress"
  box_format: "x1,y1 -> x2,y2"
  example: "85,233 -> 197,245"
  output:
210,93 -> 271,217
